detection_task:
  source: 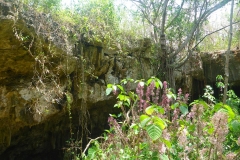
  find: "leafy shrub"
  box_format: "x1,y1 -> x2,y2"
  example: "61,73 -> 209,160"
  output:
81,77 -> 240,159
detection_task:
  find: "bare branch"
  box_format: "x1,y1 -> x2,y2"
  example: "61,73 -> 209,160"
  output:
169,0 -> 231,59
174,50 -> 193,69
193,20 -> 240,49
82,137 -> 104,156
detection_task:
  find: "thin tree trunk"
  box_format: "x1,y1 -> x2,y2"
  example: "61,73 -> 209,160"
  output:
223,0 -> 234,103
160,0 -> 170,85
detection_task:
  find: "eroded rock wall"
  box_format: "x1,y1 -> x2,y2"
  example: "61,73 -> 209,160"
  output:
0,1 -> 154,159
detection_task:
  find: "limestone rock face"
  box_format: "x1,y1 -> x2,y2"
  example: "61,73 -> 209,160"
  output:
176,50 -> 240,100
0,1 -> 154,159
201,50 -> 240,84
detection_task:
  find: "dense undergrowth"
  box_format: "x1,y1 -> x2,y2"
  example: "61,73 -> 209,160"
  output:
20,0 -> 146,53
80,77 -> 240,160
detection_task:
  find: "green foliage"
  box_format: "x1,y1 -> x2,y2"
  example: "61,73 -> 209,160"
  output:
22,0 -> 61,12
81,77 -> 240,159
146,124 -> 162,141
216,75 -> 225,89
203,85 -> 216,103
227,90 -> 240,113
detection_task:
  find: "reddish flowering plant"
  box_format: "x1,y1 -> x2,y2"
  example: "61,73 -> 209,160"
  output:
83,78 -> 240,160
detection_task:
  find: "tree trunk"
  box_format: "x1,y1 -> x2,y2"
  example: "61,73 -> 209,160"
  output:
223,0 -> 234,103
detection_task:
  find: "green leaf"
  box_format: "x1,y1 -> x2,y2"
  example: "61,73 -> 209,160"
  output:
125,98 -> 131,106
147,78 -> 154,86
171,102 -> 179,109
109,114 -> 117,118
117,94 -> 125,101
157,106 -> 165,114
180,105 -> 188,116
140,115 -> 151,127
207,127 -> 214,134
140,114 -> 150,122
130,123 -> 139,134
145,105 -> 155,115
114,101 -> 122,108
107,84 -> 113,88
128,91 -> 137,101
88,147 -> 97,159
106,88 -> 112,95
146,124 -> 162,141
213,103 -> 223,112
188,124 -> 196,132
153,117 -> 166,129
151,151 -> 160,159
117,85 -> 124,91
167,92 -> 176,100
160,154 -> 169,160
120,79 -> 127,85
156,79 -> 163,88
130,123 -> 137,129
161,138 -> 172,148
231,120 -> 240,133
224,104 -> 235,120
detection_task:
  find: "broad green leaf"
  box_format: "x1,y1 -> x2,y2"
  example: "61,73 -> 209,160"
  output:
231,120 -> 240,133
161,138 -> 172,148
125,97 -> 131,106
224,104 -> 235,120
190,100 -> 208,109
155,81 -> 159,88
106,88 -> 112,95
107,84 -> 113,88
153,117 -> 166,129
140,115 -> 151,127
171,102 -> 179,109
140,114 -> 150,121
145,105 -> 155,115
117,95 -> 131,105
117,94 -> 125,101
147,78 -> 153,86
157,106 -> 165,114
213,103 -> 223,112
156,79 -> 163,88
146,124 -> 162,141
180,105 -> 189,116
88,147 -> 97,159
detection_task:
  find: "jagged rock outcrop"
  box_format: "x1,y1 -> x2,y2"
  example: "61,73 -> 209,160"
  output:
0,1 -> 154,159
201,50 -> 240,84
176,50 -> 240,99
